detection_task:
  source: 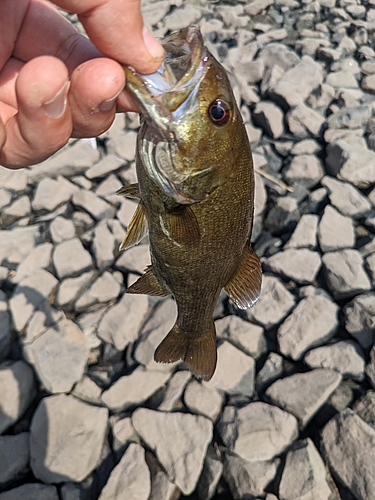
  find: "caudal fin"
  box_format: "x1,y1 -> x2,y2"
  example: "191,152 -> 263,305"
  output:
154,323 -> 217,381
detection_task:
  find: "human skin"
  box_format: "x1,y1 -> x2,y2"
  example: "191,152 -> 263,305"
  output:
0,0 -> 165,168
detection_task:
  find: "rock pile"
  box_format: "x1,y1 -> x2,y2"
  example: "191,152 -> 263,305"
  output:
1,1 -> 375,499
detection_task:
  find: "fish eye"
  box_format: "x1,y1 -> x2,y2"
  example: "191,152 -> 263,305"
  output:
208,99 -> 230,126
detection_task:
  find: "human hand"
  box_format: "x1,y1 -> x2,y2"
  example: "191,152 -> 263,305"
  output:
0,0 -> 164,169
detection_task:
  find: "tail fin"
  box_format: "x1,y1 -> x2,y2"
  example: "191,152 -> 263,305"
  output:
154,323 -> 217,381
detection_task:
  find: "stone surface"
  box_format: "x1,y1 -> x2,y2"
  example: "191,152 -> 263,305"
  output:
56,271 -> 95,309
53,238 -> 93,279
30,394 -> 108,483
215,315 -> 266,359
264,248 -> 321,284
2,195 -> 31,225
344,292 -> 375,348
284,214 -> 318,249
92,222 -> 115,270
196,446 -> 223,500
12,243 -> 53,284
114,245 -> 151,274
0,484 -> 59,500
283,154 -> 324,189
72,189 -> 114,221
253,101 -> 284,138
75,271 -> 121,312
184,380 -> 224,422
256,352 -> 284,392
32,177 -> 77,211
49,216 -> 76,243
0,432 -> 29,485
353,391 -> 375,430
318,205 -> 355,252
132,409 -> 212,495
0,226 -> 39,267
321,175 -> 372,218
158,370 -> 191,412
85,154 -> 124,179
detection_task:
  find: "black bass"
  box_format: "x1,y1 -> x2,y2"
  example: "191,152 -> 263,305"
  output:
118,26 -> 262,380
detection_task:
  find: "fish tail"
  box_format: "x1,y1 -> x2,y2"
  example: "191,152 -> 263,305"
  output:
154,323 -> 217,381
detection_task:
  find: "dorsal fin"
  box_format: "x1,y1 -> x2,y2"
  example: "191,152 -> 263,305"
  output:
116,183 -> 140,199
127,266 -> 169,296
119,201 -> 148,251
224,243 -> 262,309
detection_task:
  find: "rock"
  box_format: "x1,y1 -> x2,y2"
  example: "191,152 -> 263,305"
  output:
257,42 -> 299,72
9,269 -> 59,332
245,276 -> 295,330
71,375 -> 102,406
92,222 -> 115,270
30,394 -> 108,482
32,177 -> 77,212
290,139 -> 320,156
12,242 -> 53,284
0,166 -> 27,193
163,5 -> 202,31
265,369 -> 342,428
367,346 -> 375,390
95,174 -> 123,205
326,139 -> 375,188
1,195 -> 31,225
366,252 -> 375,287
114,245 -> 151,275
196,446 -> 223,500
362,73 -> 375,93
97,292 -> 149,351
254,172 -> 267,218
221,449 -> 279,499
265,196 -> 300,234
24,301 -> 64,344
0,293 -> 11,362
101,367 -> 170,412
278,294 -> 339,361
0,484 -> 59,500
0,226 -> 39,267
98,444 -> 150,500
353,391 -> 375,429
49,216 -> 76,243
60,483 -> 82,500
215,315 -> 266,359
56,271 -> 95,309
321,409 -> 375,500
204,341 -> 255,396
322,250 -> 372,299
283,154 -> 323,189
263,248 -> 321,285
158,370 -> 191,411
0,361 -> 36,434
75,271 -> 121,312
106,131 -> 137,161
24,318 -> 89,393
72,189 -> 114,221
256,352 -> 284,392
146,452 -> 179,500
344,292 -> 375,348
279,438 -> 333,500
321,175 -> 372,218
85,154 -> 124,180
318,204 -> 356,252
253,101 -> 284,139
184,380 -> 224,422
132,408 -> 212,495
218,403 -> 298,462
305,340 -> 365,381
0,432 -> 29,485
111,417 -> 138,456
284,214 -> 318,249
117,197 -> 139,228
53,238 -> 93,279
287,104 -> 325,138
327,105 -> 373,130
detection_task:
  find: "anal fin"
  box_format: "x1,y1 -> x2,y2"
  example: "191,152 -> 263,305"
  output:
127,266 -> 169,296
116,183 -> 140,199
119,201 -> 148,251
164,205 -> 200,248
224,242 -> 262,310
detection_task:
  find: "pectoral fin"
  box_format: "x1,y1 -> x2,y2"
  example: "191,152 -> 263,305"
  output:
119,201 -> 148,251
224,243 -> 262,309
127,266 -> 169,296
164,206 -> 200,248
116,183 -> 140,199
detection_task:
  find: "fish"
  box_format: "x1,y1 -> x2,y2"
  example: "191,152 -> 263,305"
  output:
117,26 -> 262,381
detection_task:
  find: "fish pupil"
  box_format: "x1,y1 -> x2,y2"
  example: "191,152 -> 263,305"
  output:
208,99 -> 230,125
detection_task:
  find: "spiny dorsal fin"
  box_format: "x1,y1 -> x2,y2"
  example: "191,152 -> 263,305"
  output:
116,183 -> 140,199
164,205 -> 200,248
127,266 -> 169,296
119,201 -> 148,251
224,243 -> 262,310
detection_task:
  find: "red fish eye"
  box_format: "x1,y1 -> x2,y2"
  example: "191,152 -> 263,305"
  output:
208,99 -> 230,125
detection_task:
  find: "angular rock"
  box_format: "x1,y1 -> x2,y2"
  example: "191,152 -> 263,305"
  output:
0,167 -> 27,193
0,432 -> 29,485
215,315 -> 266,359
49,216 -> 76,243
71,375 -> 102,406
56,271 -> 95,309
184,380 -> 224,422
2,195 -> 31,226
265,196 -> 300,233
279,438 -> 333,500
30,394 -> 108,482
366,252 -> 375,287
287,104 -> 325,138
321,175 -> 372,218
132,409 -> 212,495
253,101 -> 284,139
0,226 -> 39,267
322,249 -> 372,299
0,484 -> 59,500
256,352 -> 284,392
24,318 -> 89,393
304,340 -> 365,381
257,42 -> 299,72
327,105 -> 372,130
0,361 -> 36,434
72,189 -> 114,221
92,222 -> 115,270
12,242 -> 53,284
24,301 -> 64,344
114,245 -> 151,275
101,367 -> 170,412
196,446 -> 223,500
344,292 -> 375,348
111,417 -> 138,456
106,131 -> 137,162
264,248 -> 321,285
353,391 -> 375,430
53,238 -> 93,279
283,154 -> 323,189
318,205 -> 355,252
254,172 -> 267,218
284,214 -> 318,249
98,444 -> 150,500
75,271 -> 121,312
117,197 -> 139,228
0,292 -> 11,362
95,174 -> 123,205
245,276 -> 295,330
265,369 -> 342,428
158,370 -> 191,412
278,294 -> 339,361
321,409 -> 375,500
218,402 -> 298,462
291,139 -> 320,156
366,346 -> 375,390
85,154 -> 124,180
32,176 -> 77,211
146,451 -> 179,500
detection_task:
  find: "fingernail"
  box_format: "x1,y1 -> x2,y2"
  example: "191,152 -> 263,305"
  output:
143,26 -> 165,62
43,80 -> 70,119
99,87 -> 123,112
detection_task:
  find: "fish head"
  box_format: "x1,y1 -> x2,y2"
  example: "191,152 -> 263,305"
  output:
124,26 -> 241,204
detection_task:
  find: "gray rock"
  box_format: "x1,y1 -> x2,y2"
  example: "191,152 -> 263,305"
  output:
253,101 -> 284,139
265,195 -> 300,233
321,175 -> 372,218
106,131 -> 137,162
101,367 -> 170,412
147,451 -> 179,500
12,242 -> 53,284
290,139 -> 320,156
322,250 -> 372,299
284,214 -> 318,249
321,409 -> 375,500
24,301 -> 64,344
366,346 -> 375,390
97,292 -> 149,351
184,380 -> 224,422
56,271 -> 95,309
283,154 -> 324,189
132,409 -> 212,495
53,238 -> 93,279
278,294 -> 339,361
365,252 -> 375,287
344,292 -> 375,348
92,222 -> 115,270
49,216 -> 76,243
117,198 -> 139,228
115,245 -> 151,275
257,42 -> 299,72
0,166 -> 27,192
60,483 -> 82,500
0,432 -> 29,485
0,226 -> 39,267
215,315 -> 266,359
0,484 -> 59,500
32,176 -> 77,211
304,340 -> 365,381
72,189 -> 114,221
75,271 -> 121,312
0,188 -> 11,210
158,370 -> 191,411
245,276 -> 295,330
24,318 -> 89,393
327,105 -> 373,130
95,174 -> 123,205
279,438 -> 333,500
30,394 -> 108,482
85,154 -> 124,180
98,444 -> 150,500
256,352 -> 284,392
2,195 -> 31,226
318,205 -> 355,252
362,73 -> 375,93
222,449 -> 279,500
353,391 -> 375,430
218,402 -> 298,462
265,369 -> 342,428
0,293 -> 11,362
263,248 -> 321,285
163,5 -> 202,31
0,361 -> 36,434
287,104 -> 325,138
254,172 -> 267,218
0,267 -> 8,287
71,375 -> 102,406
196,446 -> 223,500
111,417 -> 138,456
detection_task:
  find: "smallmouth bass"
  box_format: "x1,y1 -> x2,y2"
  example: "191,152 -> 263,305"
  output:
118,26 -> 262,381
